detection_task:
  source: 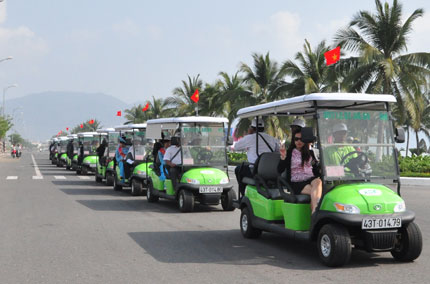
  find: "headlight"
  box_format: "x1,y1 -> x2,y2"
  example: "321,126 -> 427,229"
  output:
334,202 -> 360,214
186,178 -> 200,184
394,201 -> 406,212
137,170 -> 146,175
219,177 -> 229,184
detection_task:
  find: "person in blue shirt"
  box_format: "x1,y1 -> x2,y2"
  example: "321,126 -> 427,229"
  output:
115,136 -> 129,182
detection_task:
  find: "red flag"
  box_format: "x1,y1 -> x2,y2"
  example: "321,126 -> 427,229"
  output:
80,124 -> 83,129
66,127 -> 69,131
191,89 -> 199,103
89,119 -> 94,124
142,103 -> 149,112
117,111 -> 122,116
324,46 -> 340,66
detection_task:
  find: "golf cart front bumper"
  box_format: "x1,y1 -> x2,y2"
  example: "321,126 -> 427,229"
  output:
83,163 -> 97,172
178,183 -> 234,205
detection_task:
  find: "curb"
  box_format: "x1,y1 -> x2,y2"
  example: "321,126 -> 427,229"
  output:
400,177 -> 429,187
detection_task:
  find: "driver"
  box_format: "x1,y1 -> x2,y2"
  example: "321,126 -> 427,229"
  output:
325,123 -> 357,166
164,133 -> 182,191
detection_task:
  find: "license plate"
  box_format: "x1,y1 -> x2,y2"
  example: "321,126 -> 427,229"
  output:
199,186 -> 223,193
362,217 -> 402,229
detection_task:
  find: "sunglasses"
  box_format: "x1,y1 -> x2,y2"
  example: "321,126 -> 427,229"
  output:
294,137 -> 302,142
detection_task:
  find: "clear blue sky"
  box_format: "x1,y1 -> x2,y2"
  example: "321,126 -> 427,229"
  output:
1,0 -> 430,103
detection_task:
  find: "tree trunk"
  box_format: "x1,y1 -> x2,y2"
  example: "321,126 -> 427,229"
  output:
405,126 -> 410,157
416,130 -> 420,155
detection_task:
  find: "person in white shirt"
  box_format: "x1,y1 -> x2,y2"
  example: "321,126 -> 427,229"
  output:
233,118 -> 280,197
163,134 -> 182,191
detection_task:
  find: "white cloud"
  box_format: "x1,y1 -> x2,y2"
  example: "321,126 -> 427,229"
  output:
144,24 -> 162,40
0,26 -> 49,58
316,17 -> 349,46
112,19 -> 140,37
406,13 -> 430,53
0,0 -> 6,24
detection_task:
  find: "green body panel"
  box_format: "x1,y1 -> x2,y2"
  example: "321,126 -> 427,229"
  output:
66,157 -> 72,166
245,186 -> 284,221
150,171 -> 175,195
320,183 -> 404,214
132,162 -> 153,176
60,153 -> 67,161
107,160 -> 114,170
73,154 -> 78,162
180,168 -> 228,185
83,155 -> 97,164
97,164 -> 106,176
55,153 -> 58,158
282,203 -> 311,230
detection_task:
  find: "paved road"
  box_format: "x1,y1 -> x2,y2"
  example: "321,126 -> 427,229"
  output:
0,152 -> 428,283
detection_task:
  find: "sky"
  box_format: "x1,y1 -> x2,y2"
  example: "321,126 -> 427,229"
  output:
1,0 -> 430,104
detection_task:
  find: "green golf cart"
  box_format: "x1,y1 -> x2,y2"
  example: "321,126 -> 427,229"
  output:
65,134 -> 78,170
111,124 -> 153,196
235,93 -> 422,267
76,132 -> 99,175
105,130 -> 120,186
56,137 -> 69,167
145,116 -> 236,212
94,128 -> 115,183
50,138 -> 59,165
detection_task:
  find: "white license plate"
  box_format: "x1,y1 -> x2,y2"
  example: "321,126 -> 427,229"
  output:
199,186 -> 223,193
362,217 -> 402,229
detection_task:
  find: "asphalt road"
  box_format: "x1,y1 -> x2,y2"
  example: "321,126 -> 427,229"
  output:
0,151 -> 428,283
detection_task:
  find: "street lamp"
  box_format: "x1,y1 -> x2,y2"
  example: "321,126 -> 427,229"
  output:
0,56 -> 13,63
2,84 -> 18,117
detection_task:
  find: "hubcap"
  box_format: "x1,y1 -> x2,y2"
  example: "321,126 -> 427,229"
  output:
179,194 -> 184,208
241,214 -> 248,232
320,234 -> 331,257
147,186 -> 151,198
131,182 -> 135,193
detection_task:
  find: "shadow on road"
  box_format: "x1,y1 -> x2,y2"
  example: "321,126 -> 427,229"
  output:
76,199 -> 177,213
128,230 -> 403,269
52,180 -> 103,187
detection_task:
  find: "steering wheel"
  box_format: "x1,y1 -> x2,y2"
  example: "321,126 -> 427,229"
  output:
196,148 -> 213,163
340,151 -> 370,176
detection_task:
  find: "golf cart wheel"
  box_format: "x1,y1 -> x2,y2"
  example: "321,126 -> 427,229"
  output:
240,207 -> 262,239
95,175 -> 102,183
76,169 -> 81,175
106,172 -> 114,186
146,180 -> 159,203
221,190 -> 236,211
178,190 -> 194,213
391,222 -> 423,262
66,165 -> 71,170
131,179 -> 143,196
81,167 -> 88,175
317,223 -> 351,267
113,176 -> 122,191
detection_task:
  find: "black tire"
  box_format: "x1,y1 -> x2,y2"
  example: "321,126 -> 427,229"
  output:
113,175 -> 122,191
81,167 -> 88,175
178,190 -> 194,213
317,223 -> 351,267
76,168 -> 81,175
391,222 -> 423,262
240,207 -> 262,238
221,190 -> 236,211
106,172 -> 114,186
146,179 -> 159,203
131,179 -> 143,196
95,175 -> 102,183
66,165 -> 71,170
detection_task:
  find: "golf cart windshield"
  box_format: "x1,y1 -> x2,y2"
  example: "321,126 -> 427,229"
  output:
181,123 -> 227,167
83,136 -> 99,155
319,109 -> 397,181
58,140 -> 67,153
133,130 -> 150,160
73,140 -> 78,154
108,132 -> 119,157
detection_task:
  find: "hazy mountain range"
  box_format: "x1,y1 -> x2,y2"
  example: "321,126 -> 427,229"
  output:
5,92 -> 130,141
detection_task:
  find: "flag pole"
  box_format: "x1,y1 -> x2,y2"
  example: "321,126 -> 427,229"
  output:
195,103 -> 199,116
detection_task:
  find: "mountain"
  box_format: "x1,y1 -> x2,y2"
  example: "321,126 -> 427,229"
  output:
5,91 -> 129,141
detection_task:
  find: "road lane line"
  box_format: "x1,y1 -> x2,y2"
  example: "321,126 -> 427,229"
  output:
31,154 -> 43,179
6,176 -> 18,180
78,176 -> 90,180
54,176 -> 66,180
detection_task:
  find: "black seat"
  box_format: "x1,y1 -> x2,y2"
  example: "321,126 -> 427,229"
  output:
278,176 -> 311,204
252,152 -> 283,200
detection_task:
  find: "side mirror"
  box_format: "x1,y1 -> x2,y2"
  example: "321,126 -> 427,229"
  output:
301,127 -> 316,143
395,127 -> 405,143
226,136 -> 233,146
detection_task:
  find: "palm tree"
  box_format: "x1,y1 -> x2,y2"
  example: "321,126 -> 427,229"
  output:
167,74 -> 203,116
334,0 -> 430,157
71,119 -> 102,133
148,96 -> 173,119
239,52 -> 289,138
282,39 -> 339,96
124,104 -> 147,124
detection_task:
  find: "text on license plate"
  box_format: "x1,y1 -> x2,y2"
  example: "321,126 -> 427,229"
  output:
199,186 -> 223,193
362,217 -> 401,229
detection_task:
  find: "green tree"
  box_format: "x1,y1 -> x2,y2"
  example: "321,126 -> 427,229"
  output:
167,74 -> 204,116
0,116 -> 13,139
71,119 -> 102,133
124,96 -> 173,124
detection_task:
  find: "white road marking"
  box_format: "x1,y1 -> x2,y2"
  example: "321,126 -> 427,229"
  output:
31,154 -> 43,179
54,176 -> 66,180
6,176 -> 18,180
78,176 -> 90,180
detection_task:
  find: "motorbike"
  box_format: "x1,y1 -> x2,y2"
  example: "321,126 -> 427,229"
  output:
11,149 -> 17,158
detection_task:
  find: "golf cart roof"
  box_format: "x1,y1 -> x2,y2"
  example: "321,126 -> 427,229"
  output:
67,134 -> 78,139
58,136 -> 69,141
77,132 -> 98,137
96,127 -> 115,133
147,116 -> 228,125
114,123 -> 147,131
237,93 -> 397,118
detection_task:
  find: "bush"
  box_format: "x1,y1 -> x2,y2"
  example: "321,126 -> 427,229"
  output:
228,152 -> 247,165
399,155 -> 430,174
